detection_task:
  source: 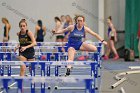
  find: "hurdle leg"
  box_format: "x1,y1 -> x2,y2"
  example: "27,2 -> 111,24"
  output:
41,83 -> 45,93
15,79 -> 23,93
40,62 -> 46,93
93,53 -> 100,77
91,63 -> 98,90
0,46 -> 4,74
46,53 -> 51,76
54,53 -> 59,76
2,79 -> 11,93
0,65 -> 4,76
46,65 -> 50,76
55,66 -> 59,76
95,65 -> 98,90
30,63 -> 36,93
97,54 -> 101,77
31,63 -> 36,76
31,82 -> 35,93
7,65 -> 11,76
46,65 -> 51,89
40,63 -> 45,76
6,53 -> 11,61
85,79 -> 95,93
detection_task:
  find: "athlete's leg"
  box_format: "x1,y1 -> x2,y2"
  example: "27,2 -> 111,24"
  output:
79,42 -> 97,52
66,47 -> 76,76
67,47 -> 76,68
19,56 -> 27,76
110,40 -> 119,60
103,40 -> 111,60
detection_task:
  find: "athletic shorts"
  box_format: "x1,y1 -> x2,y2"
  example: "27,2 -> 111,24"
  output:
67,42 -> 83,50
110,36 -> 115,41
19,47 -> 35,59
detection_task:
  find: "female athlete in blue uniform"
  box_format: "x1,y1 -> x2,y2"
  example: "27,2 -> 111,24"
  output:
52,15 -> 107,75
103,16 -> 119,60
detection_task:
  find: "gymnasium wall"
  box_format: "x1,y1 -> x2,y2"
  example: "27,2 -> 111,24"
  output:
0,0 -> 98,42
104,0 -> 125,31
0,0 -> 125,43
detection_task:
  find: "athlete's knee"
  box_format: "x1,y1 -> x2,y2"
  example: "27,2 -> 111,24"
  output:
21,65 -> 26,71
110,45 -> 115,50
68,47 -> 75,52
67,59 -> 73,62
92,47 -> 97,52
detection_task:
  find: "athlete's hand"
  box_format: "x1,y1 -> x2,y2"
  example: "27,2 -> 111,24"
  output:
20,46 -> 27,52
52,29 -> 56,34
3,37 -> 8,42
14,47 -> 18,53
102,41 -> 107,45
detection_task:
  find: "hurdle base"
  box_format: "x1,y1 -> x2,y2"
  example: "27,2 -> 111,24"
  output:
95,87 -> 98,90
54,86 -> 85,90
7,86 -> 87,90
4,87 -> 52,90
48,86 -> 51,90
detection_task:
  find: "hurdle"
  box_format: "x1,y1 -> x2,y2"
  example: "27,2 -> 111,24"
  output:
0,77 -> 95,93
129,66 -> 140,70
111,77 -> 127,89
0,44 -> 102,83
0,61 -> 98,77
0,41 -> 102,45
0,51 -> 100,76
0,42 -> 102,63
0,52 -> 12,76
0,52 -> 83,73
115,70 -> 140,80
0,42 -> 102,91
115,72 -> 126,80
0,61 -> 98,93
120,87 -> 126,93
113,70 -> 140,89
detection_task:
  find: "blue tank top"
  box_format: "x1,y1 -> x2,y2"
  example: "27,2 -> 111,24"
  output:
68,24 -> 85,44
63,23 -> 69,36
36,27 -> 44,42
108,27 -> 111,37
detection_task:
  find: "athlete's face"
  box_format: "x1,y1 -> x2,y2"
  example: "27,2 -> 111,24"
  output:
66,16 -> 70,22
2,19 -> 6,24
61,16 -> 65,22
19,22 -> 27,32
77,17 -> 84,27
107,19 -> 111,24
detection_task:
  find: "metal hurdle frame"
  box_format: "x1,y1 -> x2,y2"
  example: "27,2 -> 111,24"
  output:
0,42 -> 103,92
0,61 -> 98,93
0,77 -> 95,93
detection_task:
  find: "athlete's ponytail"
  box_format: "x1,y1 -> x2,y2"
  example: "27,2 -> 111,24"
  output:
37,20 -> 43,28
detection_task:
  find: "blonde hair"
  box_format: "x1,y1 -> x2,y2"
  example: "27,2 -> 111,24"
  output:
2,17 -> 9,23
